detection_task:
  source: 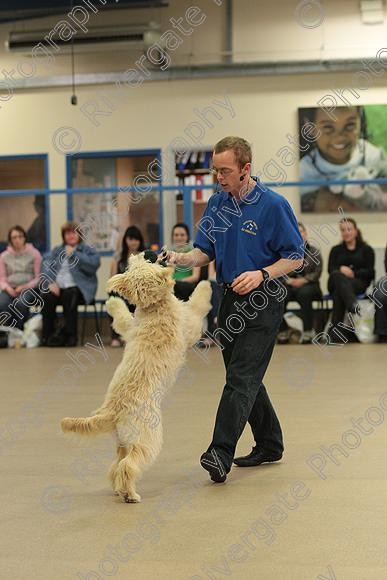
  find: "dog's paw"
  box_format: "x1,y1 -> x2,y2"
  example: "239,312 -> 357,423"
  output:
120,491 -> 141,503
61,417 -> 75,432
106,296 -> 123,317
194,280 -> 212,302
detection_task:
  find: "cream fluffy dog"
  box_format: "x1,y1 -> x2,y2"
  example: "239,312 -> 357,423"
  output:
61,253 -> 212,503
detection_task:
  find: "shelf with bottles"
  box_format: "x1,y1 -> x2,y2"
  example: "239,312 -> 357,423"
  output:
175,150 -> 216,202
175,168 -> 211,177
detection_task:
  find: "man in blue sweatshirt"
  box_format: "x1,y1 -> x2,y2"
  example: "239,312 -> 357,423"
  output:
165,137 -> 303,483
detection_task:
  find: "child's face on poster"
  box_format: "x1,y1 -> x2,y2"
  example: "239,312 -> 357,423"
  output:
307,107 -> 361,165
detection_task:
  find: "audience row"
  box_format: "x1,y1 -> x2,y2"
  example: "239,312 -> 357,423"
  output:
0,222 -> 100,347
0,218 -> 386,347
279,218 -> 386,343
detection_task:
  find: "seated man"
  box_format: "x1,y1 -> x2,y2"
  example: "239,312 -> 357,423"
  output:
278,222 -> 322,343
41,221 -> 100,346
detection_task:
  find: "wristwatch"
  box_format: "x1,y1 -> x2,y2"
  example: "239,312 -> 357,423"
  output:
260,268 -> 270,281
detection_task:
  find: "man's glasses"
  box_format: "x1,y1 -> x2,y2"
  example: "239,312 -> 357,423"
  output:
210,167 -> 235,177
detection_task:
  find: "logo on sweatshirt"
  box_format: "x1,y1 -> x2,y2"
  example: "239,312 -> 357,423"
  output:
241,219 -> 258,236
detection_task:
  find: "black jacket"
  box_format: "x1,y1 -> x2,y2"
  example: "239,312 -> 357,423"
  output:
328,241 -> 375,286
289,241 -> 322,283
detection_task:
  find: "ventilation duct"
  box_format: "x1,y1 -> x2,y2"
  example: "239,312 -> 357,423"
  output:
6,24 -> 162,54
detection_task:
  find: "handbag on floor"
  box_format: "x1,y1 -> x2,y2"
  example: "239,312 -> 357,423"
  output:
283,312 -> 304,344
23,314 -> 42,348
352,300 -> 376,344
0,325 -> 24,348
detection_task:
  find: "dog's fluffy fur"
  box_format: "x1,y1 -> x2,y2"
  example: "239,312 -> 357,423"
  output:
61,254 -> 212,503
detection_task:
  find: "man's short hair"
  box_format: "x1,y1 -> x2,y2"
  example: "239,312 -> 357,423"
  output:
214,136 -> 252,168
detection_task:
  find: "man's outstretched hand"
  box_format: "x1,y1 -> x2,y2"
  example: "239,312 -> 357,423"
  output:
158,248 -> 183,267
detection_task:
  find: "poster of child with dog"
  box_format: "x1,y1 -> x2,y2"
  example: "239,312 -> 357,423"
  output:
299,105 -> 387,213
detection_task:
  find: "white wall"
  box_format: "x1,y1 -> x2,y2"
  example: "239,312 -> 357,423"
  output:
2,0 -> 387,73
235,0 -> 387,61
1,0 -> 386,296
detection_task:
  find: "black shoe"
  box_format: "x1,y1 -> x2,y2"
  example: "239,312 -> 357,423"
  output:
65,335 -> 77,347
200,451 -> 227,483
233,446 -> 283,467
327,325 -> 346,344
348,302 -> 359,315
46,333 -> 66,347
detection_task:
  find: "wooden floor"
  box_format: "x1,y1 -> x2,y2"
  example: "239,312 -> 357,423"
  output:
1,340 -> 386,580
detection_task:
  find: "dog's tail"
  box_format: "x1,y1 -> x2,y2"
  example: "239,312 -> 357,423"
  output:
61,413 -> 115,435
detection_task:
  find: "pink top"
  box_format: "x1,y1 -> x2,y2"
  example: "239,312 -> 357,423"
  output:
0,243 -> 42,292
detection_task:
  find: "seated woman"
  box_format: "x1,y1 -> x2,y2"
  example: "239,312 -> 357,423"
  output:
374,243 -> 387,342
172,222 -> 219,346
328,217 -> 374,337
0,225 -> 42,330
41,221 -> 100,347
109,225 -> 145,347
279,222 -> 322,343
172,223 -> 201,300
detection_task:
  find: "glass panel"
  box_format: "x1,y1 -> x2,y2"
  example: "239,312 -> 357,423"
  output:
192,204 -> 207,234
0,157 -> 45,190
0,157 -> 47,252
71,157 -> 117,251
70,154 -> 160,251
71,157 -> 116,189
176,193 -> 184,224
0,194 -> 47,252
116,156 -> 161,249
126,191 -> 160,250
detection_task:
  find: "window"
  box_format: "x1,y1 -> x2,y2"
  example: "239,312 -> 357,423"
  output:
0,156 -> 48,252
68,151 -> 162,253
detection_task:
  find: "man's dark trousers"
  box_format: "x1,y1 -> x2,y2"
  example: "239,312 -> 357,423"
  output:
207,284 -> 284,473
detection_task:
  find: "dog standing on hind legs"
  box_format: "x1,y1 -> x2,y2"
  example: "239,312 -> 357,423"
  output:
61,253 -> 212,503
